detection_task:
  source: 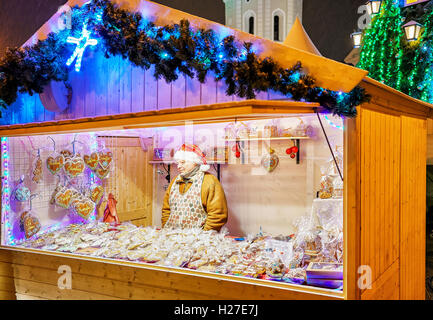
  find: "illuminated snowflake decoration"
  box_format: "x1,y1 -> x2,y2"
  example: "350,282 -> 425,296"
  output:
65,23 -> 98,72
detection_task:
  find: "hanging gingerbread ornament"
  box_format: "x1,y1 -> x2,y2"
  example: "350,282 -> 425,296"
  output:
46,137 -> 65,175
83,152 -> 99,171
54,186 -> 76,209
261,148 -> 279,173
20,211 -> 41,239
63,156 -> 85,179
94,165 -> 110,179
72,195 -> 96,220
13,176 -> 31,202
60,149 -> 74,160
19,194 -> 41,239
98,150 -> 113,170
32,150 -> 43,184
89,185 -> 104,204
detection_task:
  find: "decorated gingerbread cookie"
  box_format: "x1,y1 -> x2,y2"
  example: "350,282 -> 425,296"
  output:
83,152 -> 99,171
32,157 -> 43,184
98,151 -> 113,170
55,188 -> 75,209
64,157 -> 85,179
20,211 -> 41,239
14,185 -> 31,202
60,150 -> 74,160
73,199 -> 96,220
95,165 -> 110,179
46,155 -> 65,175
90,185 -> 104,204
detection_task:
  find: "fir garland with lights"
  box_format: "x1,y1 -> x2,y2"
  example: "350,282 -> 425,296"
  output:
358,0 -> 433,104
0,0 -> 370,118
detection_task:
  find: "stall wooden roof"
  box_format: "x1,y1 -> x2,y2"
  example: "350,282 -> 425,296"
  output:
361,77 -> 433,119
0,100 -> 322,136
23,0 -> 367,93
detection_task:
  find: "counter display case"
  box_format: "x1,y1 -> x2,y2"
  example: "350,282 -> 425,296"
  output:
1,113 -> 345,292
0,0 -> 430,300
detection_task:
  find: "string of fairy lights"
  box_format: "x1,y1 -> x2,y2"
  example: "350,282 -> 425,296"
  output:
0,137 -> 15,245
356,0 -> 433,104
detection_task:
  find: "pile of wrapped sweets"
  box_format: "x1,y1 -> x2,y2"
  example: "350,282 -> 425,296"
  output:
16,218 -> 343,289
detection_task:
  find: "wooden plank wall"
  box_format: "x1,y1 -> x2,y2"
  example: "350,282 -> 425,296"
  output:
97,137 -> 153,227
0,250 -> 15,300
427,119 -> 433,164
0,250 -> 338,300
0,51 -> 284,126
400,116 -> 426,300
359,108 -> 401,300
358,108 -> 427,300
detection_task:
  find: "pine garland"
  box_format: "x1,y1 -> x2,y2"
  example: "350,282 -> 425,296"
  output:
0,0 -> 370,118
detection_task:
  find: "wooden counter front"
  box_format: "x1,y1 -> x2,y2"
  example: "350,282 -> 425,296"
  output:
0,247 -> 342,300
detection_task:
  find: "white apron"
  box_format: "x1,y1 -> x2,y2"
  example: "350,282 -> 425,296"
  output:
165,171 -> 207,229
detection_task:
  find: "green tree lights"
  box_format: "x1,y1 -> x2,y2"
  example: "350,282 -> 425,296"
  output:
358,0 -> 404,90
358,0 -> 433,104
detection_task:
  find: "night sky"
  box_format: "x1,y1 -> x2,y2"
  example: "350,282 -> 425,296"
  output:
0,0 -> 365,62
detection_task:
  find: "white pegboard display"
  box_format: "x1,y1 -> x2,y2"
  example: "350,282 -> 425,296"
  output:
1,132 -> 114,244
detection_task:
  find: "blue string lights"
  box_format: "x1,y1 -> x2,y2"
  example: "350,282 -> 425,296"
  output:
324,114 -> 344,131
66,23 -> 98,72
1,137 -> 16,246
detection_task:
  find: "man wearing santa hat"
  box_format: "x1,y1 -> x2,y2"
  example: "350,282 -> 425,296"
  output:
161,144 -> 228,231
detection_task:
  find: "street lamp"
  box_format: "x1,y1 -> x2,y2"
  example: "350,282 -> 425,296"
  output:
351,32 -> 363,48
366,0 -> 382,16
402,20 -> 423,42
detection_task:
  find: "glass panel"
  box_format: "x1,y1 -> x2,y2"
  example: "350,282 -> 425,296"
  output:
1,113 -> 344,290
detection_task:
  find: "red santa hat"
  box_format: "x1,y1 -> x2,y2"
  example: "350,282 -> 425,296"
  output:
173,144 -> 210,172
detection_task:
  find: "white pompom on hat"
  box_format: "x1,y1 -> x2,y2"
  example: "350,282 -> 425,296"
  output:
173,144 -> 210,172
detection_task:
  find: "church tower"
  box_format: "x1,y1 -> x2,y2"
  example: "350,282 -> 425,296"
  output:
223,0 -> 303,42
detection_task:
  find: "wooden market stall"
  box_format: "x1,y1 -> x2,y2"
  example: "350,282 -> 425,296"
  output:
0,0 -> 432,300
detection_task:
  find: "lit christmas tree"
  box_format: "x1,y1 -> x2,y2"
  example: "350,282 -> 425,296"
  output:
417,9 -> 433,103
358,0 -> 404,91
358,0 -> 433,104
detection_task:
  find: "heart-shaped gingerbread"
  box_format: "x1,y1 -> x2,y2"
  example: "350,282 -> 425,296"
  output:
73,199 -> 96,219
98,151 -> 113,170
90,185 -> 104,204
60,150 -> 74,160
64,157 -> 85,179
46,155 -> 65,175
21,212 -> 41,239
55,189 -> 74,209
95,165 -> 110,179
83,152 -> 99,171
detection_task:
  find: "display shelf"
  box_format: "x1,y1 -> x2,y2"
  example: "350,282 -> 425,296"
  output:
226,136 -> 308,165
149,160 -> 227,164
225,136 -> 310,142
